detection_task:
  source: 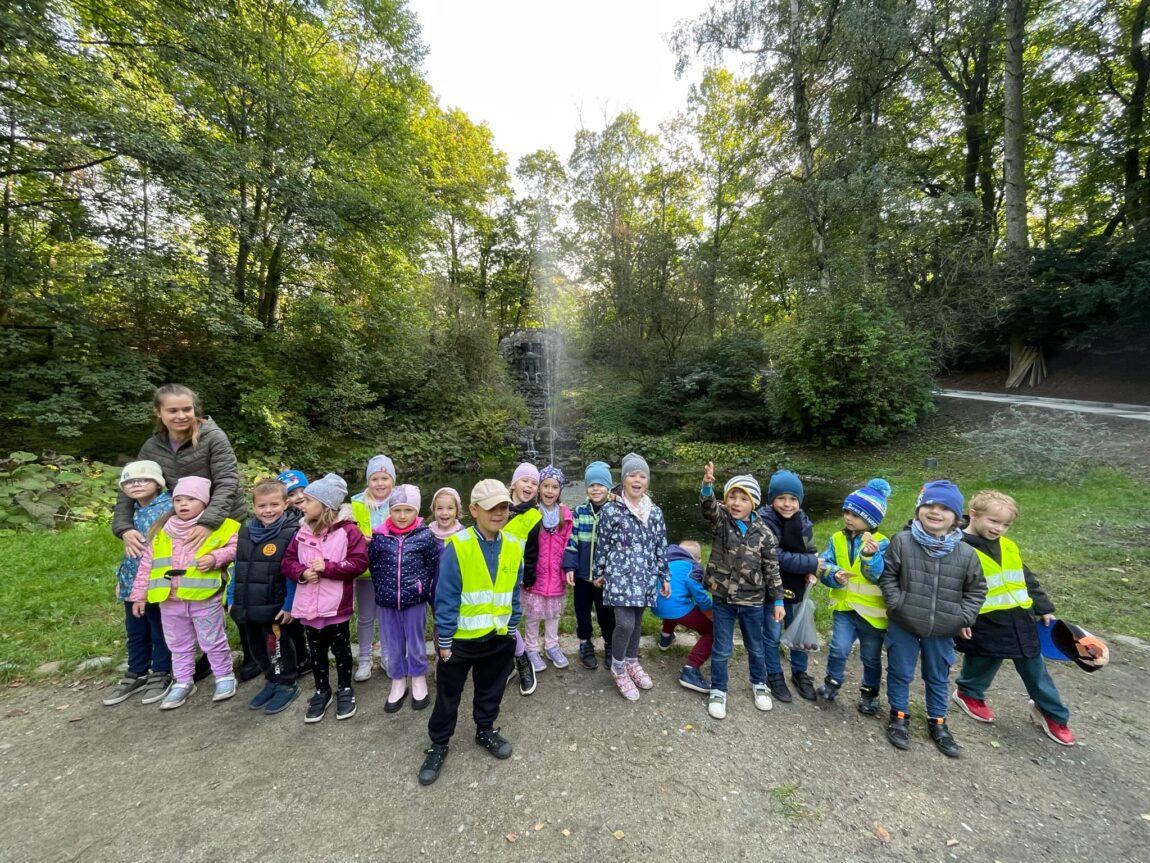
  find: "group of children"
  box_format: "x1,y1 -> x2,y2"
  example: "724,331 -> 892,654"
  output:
107,448 -> 1078,785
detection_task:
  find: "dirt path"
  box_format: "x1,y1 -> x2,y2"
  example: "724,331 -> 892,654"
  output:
2,640 -> 1148,863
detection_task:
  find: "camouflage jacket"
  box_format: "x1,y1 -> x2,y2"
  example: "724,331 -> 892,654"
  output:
701,493 -> 783,606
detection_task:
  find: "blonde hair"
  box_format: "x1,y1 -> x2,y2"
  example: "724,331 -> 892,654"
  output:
252,478 -> 287,500
678,539 -> 702,561
148,511 -> 175,542
305,505 -> 342,535
431,489 -> 460,519
969,490 -> 1020,520
153,383 -> 204,447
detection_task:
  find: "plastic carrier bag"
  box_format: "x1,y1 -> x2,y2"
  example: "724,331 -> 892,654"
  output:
781,587 -> 820,653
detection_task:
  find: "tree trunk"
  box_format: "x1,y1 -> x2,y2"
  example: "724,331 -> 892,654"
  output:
789,0 -> 829,291
1124,0 -> 1149,228
1003,0 -> 1028,254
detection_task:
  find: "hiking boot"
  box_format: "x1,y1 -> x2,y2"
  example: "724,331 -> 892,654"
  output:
707,689 -> 727,719
612,667 -> 640,701
335,687 -> 357,720
418,744 -> 449,786
160,682 -> 195,710
304,689 -> 332,723
886,711 -> 911,750
102,676 -> 147,706
816,677 -> 841,702
678,665 -> 709,694
953,689 -> 995,723
248,680 -> 278,710
626,661 -> 653,690
579,641 -> 598,670
791,671 -> 817,701
263,683 -> 300,715
768,673 -> 793,703
354,657 -> 373,682
856,687 -> 879,717
512,653 -> 537,696
475,728 -> 513,759
139,672 -> 173,705
752,683 -> 773,712
929,718 -> 961,758
658,632 -> 676,650
212,675 -> 237,702
526,650 -> 547,673
1029,701 -> 1076,746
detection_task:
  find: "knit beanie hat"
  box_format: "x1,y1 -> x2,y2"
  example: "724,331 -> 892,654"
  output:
278,469 -> 308,492
365,454 -> 395,483
172,475 -> 211,505
723,474 -> 761,507
389,484 -> 421,514
511,462 -> 540,486
584,461 -> 613,490
621,452 -> 650,478
916,480 -> 964,518
120,460 -> 165,489
305,473 -> 348,510
843,478 -> 892,529
539,465 -> 566,486
431,487 -> 462,514
767,469 -> 804,504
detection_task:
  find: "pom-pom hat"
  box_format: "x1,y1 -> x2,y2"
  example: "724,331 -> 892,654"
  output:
843,478 -> 891,529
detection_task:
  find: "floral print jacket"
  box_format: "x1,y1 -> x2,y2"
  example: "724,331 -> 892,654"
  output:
592,498 -> 670,608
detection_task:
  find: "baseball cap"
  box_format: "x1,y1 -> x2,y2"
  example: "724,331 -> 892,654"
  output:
470,479 -> 512,510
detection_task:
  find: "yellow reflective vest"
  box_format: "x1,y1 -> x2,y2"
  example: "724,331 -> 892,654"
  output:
973,536 -> 1032,613
449,528 -> 524,640
147,519 -> 240,603
827,530 -> 888,630
504,507 -> 542,542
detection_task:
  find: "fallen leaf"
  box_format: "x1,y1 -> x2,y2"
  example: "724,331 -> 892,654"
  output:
612,830 -> 625,840
505,833 -> 518,844
533,823 -> 545,832
561,829 -> 571,837
946,839 -> 959,847
685,723 -> 694,731
873,824 -> 891,844
990,741 -> 1001,748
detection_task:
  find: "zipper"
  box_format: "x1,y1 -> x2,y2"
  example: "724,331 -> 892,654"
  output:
396,536 -> 404,609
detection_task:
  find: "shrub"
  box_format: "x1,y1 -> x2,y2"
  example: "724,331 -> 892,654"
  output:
0,452 -> 120,532
959,407 -> 1108,484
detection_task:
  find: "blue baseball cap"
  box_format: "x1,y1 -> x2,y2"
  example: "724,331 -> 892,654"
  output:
278,469 -> 309,492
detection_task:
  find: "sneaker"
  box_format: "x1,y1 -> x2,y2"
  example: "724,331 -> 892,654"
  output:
475,728 -> 513,759
816,677 -> 841,702
857,687 -> 879,717
354,657 -> 373,682
212,676 -> 237,702
102,676 -> 147,706
1029,701 -> 1076,746
140,672 -> 173,705
545,646 -> 569,669
418,743 -> 449,786
160,682 -> 195,710
612,667 -> 640,701
304,689 -> 332,723
752,682 -> 773,712
626,661 -> 653,690
263,683 -> 300,715
791,671 -> 817,701
658,632 -> 677,650
526,649 -> 547,673
579,641 -> 598,670
886,711 -> 911,750
335,687 -> 357,720
678,665 -> 710,693
767,673 -> 793,703
248,680 -> 278,710
929,718 -> 961,758
707,689 -> 727,719
511,653 -> 537,696
953,689 -> 995,723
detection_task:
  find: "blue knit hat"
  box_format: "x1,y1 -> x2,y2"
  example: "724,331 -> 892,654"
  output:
724,474 -> 762,507
584,461 -> 612,490
767,469 -> 804,505
916,480 -> 964,518
366,454 -> 395,483
843,478 -> 891,529
278,469 -> 309,492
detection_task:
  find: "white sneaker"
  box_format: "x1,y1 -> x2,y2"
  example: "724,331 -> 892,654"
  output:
354,658 -> 373,682
752,683 -> 773,712
708,689 -> 727,720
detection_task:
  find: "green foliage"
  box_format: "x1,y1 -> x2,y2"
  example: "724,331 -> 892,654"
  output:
0,452 -> 120,533
959,407 -> 1109,484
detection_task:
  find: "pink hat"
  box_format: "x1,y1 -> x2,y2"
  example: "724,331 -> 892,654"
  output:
432,487 -> 462,512
389,484 -> 421,513
511,463 -> 540,486
172,476 -> 211,505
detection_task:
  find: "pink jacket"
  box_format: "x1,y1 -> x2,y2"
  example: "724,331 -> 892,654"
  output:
129,526 -> 237,603
526,505 -> 574,597
282,521 -> 369,627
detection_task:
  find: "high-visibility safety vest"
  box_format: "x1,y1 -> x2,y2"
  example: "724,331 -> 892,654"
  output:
147,519 -> 240,603
827,531 -> 888,630
351,500 -> 374,538
449,528 -> 524,640
973,536 -> 1032,613
504,507 -> 542,542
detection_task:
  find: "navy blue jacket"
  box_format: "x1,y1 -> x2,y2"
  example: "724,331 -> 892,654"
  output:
367,520 -> 439,610
756,506 -> 819,601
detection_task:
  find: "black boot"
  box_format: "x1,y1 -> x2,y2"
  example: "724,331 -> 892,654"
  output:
514,653 -> 536,695
887,711 -> 911,751
816,676 -> 841,701
857,686 -> 879,716
929,718 -> 961,758
767,673 -> 793,703
791,671 -> 817,701
579,640 -> 598,670
602,642 -> 612,670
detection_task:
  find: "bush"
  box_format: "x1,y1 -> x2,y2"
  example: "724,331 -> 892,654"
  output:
0,452 -> 120,532
959,407 -> 1108,484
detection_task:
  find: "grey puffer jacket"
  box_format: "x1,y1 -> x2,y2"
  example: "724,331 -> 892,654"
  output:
111,418 -> 246,537
879,530 -> 986,637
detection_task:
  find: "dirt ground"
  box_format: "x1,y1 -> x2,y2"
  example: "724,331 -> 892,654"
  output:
940,349 -> 1150,407
2,635 -> 1149,863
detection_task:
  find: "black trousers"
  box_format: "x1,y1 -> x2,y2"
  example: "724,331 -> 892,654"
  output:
428,633 -> 516,746
573,577 -> 616,645
305,621 -> 352,693
241,620 -> 298,685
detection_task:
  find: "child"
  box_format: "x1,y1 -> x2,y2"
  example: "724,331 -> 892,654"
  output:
758,469 -> 824,703
428,487 -> 464,551
594,453 -> 671,701
368,485 -> 439,712
563,461 -> 617,670
278,469 -> 309,509
522,465 -> 574,673
103,461 -> 173,706
654,536 -> 715,697
350,454 -> 395,682
283,473 -> 369,724
504,462 -> 543,695
129,476 -> 239,709
277,469 -> 313,674
227,479 -> 303,715
700,464 -> 783,719
879,480 -> 986,757
953,490 -> 1075,745
419,480 -> 524,786
817,478 -> 892,714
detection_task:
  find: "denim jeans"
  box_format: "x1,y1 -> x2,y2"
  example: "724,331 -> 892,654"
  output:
762,599 -> 809,675
825,610 -> 884,692
884,620 -> 954,718
710,600 -> 766,693
957,654 -> 1069,724
124,601 -> 171,677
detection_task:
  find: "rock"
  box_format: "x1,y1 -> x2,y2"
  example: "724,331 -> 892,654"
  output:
75,657 -> 113,673
35,661 -> 62,675
1113,634 -> 1150,654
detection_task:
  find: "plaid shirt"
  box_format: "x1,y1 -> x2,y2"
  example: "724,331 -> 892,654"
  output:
562,499 -> 603,581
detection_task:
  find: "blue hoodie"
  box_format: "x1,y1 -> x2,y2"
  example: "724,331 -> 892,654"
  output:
654,545 -> 713,620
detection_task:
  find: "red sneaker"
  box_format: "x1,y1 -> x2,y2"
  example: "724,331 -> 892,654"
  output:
1030,702 -> 1076,746
952,689 -> 996,722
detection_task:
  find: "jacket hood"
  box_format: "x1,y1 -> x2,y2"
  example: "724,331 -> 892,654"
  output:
665,544 -> 699,565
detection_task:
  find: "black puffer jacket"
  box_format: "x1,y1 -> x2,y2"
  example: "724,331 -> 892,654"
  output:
230,509 -> 302,625
879,530 -> 986,637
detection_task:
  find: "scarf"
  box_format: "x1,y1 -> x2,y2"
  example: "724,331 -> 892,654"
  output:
164,512 -> 202,545
777,512 -> 807,553
911,519 -> 964,557
540,503 -> 561,530
248,514 -> 286,545
429,518 -> 462,540
384,515 -> 423,536
623,493 -> 652,526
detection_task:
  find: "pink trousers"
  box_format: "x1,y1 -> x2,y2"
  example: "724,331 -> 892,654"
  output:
159,596 -> 233,683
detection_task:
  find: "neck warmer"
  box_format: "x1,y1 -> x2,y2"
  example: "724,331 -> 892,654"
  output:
429,519 -> 463,540
540,502 -> 561,530
164,512 -> 202,545
911,519 -> 963,557
248,514 -> 286,545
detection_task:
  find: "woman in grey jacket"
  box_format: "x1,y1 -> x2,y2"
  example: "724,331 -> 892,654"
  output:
879,481 -> 986,758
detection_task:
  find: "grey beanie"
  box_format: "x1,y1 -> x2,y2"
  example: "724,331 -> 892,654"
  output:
304,472 -> 348,510
621,452 -> 650,478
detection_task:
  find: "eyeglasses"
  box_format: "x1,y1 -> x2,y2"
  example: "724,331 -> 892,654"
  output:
122,478 -> 155,487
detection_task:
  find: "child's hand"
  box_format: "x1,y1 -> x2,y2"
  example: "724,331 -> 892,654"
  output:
196,553 -> 216,571
834,571 -> 848,585
1039,613 -> 1054,626
772,605 -> 785,622
122,530 -> 146,558
132,601 -> 147,618
959,627 -> 972,639
806,573 -> 817,585
275,610 -> 293,624
702,461 -> 715,486
592,577 -> 605,588
861,532 -> 878,555
660,580 -> 671,598
565,571 -> 575,587
185,524 -> 210,550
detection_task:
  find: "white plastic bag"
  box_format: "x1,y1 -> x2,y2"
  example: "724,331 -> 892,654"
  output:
781,587 -> 820,653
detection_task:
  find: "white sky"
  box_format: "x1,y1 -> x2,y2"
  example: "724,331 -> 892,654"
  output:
407,0 -> 723,172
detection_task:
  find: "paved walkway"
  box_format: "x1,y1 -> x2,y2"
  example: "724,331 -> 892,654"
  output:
935,389 -> 1150,421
